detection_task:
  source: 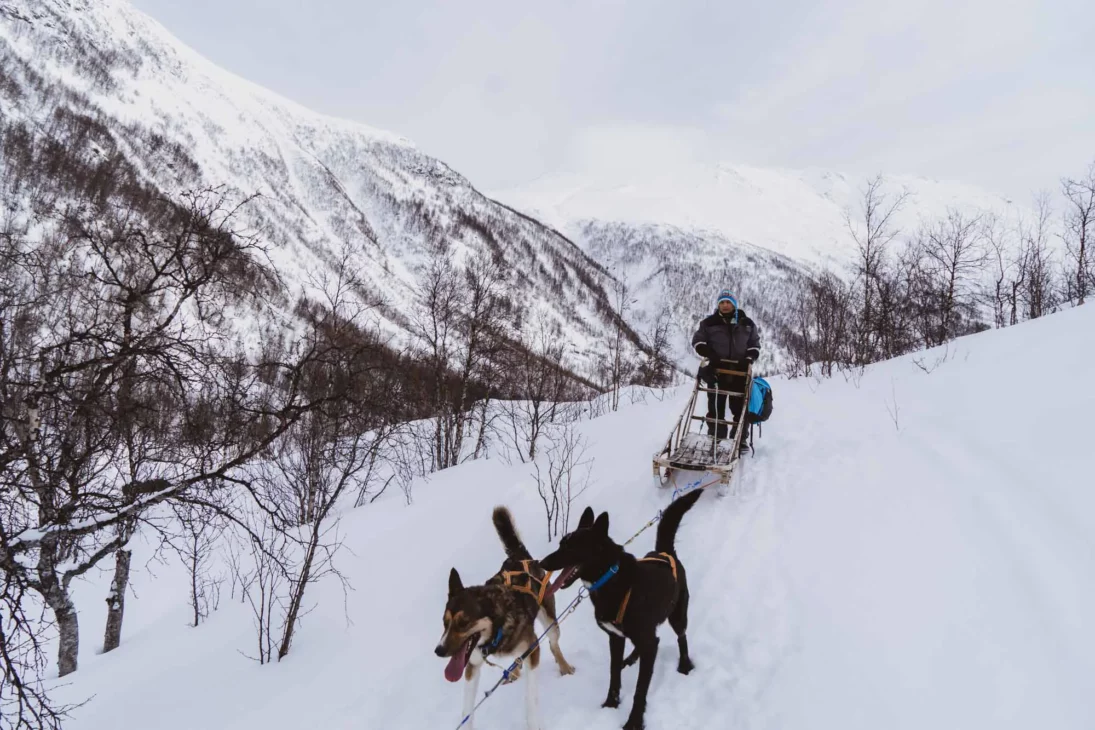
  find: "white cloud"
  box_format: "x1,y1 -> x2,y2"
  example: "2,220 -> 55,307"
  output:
559,124 -> 707,177
132,0 -> 1095,198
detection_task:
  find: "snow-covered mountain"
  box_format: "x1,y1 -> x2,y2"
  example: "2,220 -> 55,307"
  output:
573,220 -> 812,374
0,0 -> 642,379
500,163 -> 1019,267
497,163 -> 1025,371
1,0 -> 1029,379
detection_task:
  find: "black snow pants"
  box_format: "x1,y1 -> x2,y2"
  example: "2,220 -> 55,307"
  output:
701,361 -> 747,439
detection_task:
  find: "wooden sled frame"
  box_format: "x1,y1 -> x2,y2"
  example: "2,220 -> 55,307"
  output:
652,361 -> 753,488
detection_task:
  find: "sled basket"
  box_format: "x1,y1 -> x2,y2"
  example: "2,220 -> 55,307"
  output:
652,361 -> 753,487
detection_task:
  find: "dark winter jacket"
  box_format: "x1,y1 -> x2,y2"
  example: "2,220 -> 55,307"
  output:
691,308 -> 761,363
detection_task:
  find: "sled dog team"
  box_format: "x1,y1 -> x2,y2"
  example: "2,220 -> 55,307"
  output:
435,490 -> 704,730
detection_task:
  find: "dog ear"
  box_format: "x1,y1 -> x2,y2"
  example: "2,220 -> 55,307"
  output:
577,506 -> 595,529
594,511 -> 609,536
448,567 -> 463,598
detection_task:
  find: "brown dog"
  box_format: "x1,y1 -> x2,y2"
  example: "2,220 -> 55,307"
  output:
436,506 -> 575,730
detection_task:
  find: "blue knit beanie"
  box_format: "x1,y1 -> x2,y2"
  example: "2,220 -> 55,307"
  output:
717,289 -> 738,309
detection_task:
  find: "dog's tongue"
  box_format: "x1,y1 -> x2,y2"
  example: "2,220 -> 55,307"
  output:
444,643 -> 469,682
548,567 -> 578,595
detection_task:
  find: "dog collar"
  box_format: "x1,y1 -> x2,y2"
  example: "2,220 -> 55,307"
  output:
481,626 -> 504,656
588,563 -> 619,592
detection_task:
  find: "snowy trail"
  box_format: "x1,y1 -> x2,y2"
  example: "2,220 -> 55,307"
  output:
53,306 -> 1095,730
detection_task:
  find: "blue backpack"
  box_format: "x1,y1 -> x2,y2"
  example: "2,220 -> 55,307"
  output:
746,377 -> 773,424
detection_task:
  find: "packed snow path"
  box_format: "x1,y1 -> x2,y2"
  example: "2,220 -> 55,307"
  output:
56,306 -> 1095,730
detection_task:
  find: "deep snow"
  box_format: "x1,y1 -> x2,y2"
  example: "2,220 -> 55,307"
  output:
51,304 -> 1095,730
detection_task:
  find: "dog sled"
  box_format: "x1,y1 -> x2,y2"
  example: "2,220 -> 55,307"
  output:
652,361 -> 754,490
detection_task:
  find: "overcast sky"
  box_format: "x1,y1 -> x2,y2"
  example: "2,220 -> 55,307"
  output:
131,0 -> 1094,200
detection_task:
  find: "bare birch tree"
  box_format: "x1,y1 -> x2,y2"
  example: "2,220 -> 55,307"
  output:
0,189 -> 379,683
604,278 -> 634,411
919,209 -> 987,345
498,310 -> 572,462
410,248 -> 507,470
844,175 -> 911,364
1019,194 -> 1059,320
1061,162 -> 1095,306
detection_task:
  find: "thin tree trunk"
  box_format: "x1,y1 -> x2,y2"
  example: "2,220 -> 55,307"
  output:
1079,231 -> 1087,306
189,535 -> 201,627
41,581 -> 79,677
55,600 -> 79,678
38,537 -> 80,676
472,398 -> 491,460
278,529 -> 320,661
102,547 -> 132,652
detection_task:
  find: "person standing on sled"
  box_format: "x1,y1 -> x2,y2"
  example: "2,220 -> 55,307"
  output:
691,289 -> 760,443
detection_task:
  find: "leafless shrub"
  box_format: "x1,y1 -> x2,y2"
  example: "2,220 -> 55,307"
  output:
636,305 -> 675,388
166,501 -> 226,627
884,381 -> 901,432
227,518 -> 290,665
912,343 -> 952,375
496,311 -> 573,463
533,423 -> 593,542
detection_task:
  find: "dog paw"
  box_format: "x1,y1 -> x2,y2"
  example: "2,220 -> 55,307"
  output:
601,693 -> 620,709
558,661 -> 576,676
622,717 -> 644,730
678,658 -> 695,675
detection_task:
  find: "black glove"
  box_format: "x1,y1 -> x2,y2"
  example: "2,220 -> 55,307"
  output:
694,342 -> 714,359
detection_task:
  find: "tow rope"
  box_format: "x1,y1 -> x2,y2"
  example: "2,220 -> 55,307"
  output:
450,472 -> 725,729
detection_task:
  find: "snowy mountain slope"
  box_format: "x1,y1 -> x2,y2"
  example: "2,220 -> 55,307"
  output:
498,163 -> 1020,267
574,220 -> 812,374
496,163 -> 1028,372
0,0 -> 640,377
50,304 -> 1095,729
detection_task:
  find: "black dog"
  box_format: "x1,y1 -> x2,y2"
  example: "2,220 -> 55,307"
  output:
539,489 -> 703,730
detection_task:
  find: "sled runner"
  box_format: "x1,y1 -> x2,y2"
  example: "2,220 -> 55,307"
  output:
652,361 -> 754,489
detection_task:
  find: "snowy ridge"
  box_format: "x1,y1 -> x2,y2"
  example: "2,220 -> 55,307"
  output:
498,162 -> 1020,267
51,295 -> 1095,730
573,219 -> 812,373
498,162 -> 1039,370
0,0 -> 641,377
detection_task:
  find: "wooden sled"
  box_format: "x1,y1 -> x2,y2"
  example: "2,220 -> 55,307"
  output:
652,361 -> 753,489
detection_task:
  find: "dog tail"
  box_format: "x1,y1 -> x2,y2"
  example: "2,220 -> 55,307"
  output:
493,506 -> 532,561
655,490 -> 703,555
